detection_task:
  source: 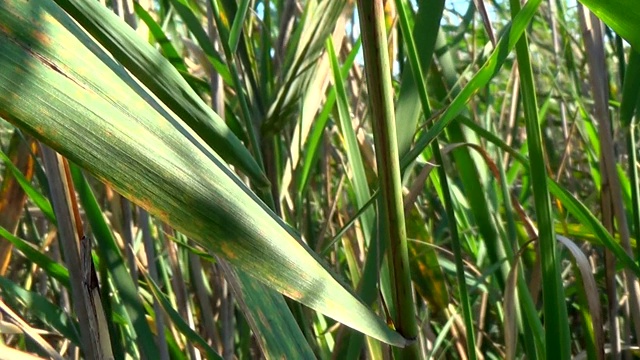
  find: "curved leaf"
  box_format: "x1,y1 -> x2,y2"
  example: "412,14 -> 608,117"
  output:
51,0 -> 268,189
576,0 -> 640,50
0,0 -> 406,348
401,0 -> 542,168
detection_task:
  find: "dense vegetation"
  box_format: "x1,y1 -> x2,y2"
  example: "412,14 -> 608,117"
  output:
1,0 -> 640,359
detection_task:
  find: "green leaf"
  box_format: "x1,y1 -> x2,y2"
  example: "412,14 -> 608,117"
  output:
0,147 -> 55,224
228,0 -> 250,53
0,226 -> 70,288
0,276 -> 80,345
132,2 -> 187,73
326,37 -> 375,247
0,0 -> 406,348
401,0 -> 543,168
576,0 -> 640,50
52,0 -> 269,189
217,261 -> 318,359
70,164 -> 163,360
458,116 -> 640,278
141,269 -> 223,360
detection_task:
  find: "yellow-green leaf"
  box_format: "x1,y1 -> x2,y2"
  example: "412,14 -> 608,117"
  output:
0,0 -> 407,348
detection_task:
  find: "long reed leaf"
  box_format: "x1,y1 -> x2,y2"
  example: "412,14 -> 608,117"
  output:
0,0 -> 406,347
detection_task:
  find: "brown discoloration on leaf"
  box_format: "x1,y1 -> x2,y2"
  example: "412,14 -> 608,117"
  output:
219,242 -> 238,261
0,23 -> 11,37
32,124 -> 47,137
0,0 -> 410,348
0,27 -> 88,94
255,309 -> 271,329
31,24 -> 55,48
24,48 -> 88,91
135,196 -> 171,224
0,109 -> 11,122
284,288 -> 303,301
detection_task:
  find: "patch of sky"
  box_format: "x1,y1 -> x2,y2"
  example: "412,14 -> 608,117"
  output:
252,0 -> 582,75
348,0 -> 475,75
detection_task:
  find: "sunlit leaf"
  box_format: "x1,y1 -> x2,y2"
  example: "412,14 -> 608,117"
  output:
0,0 -> 406,347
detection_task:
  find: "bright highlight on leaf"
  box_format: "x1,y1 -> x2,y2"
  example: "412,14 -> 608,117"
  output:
0,0 -> 406,349
1,0 -> 640,358
576,0 -> 640,50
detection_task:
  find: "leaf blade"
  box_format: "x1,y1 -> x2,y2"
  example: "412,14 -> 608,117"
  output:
0,0 -> 406,347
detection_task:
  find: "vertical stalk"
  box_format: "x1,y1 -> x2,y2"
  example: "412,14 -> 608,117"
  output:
578,5 -> 640,349
357,0 -> 418,357
208,0 -> 264,171
394,1 -> 477,358
508,0 -> 570,358
139,210 -> 170,360
40,145 -> 98,360
620,50 -> 640,264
